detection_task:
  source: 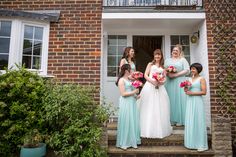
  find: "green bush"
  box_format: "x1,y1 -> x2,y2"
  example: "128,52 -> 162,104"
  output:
42,84 -> 109,157
0,68 -> 47,156
0,67 -> 109,157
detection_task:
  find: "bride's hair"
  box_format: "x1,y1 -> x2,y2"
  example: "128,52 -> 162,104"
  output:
151,49 -> 164,67
115,64 -> 131,86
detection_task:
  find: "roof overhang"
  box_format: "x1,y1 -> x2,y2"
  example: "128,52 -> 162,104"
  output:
0,9 -> 60,22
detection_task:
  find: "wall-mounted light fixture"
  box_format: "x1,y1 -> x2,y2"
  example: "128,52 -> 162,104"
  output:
191,31 -> 200,44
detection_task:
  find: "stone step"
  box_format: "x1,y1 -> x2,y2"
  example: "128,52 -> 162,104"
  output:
108,130 -> 212,147
109,130 -> 184,146
108,146 -> 215,157
107,122 -> 211,135
108,122 -> 184,132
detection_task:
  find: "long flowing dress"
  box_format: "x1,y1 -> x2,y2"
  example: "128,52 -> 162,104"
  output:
184,77 -> 208,150
116,79 -> 141,149
164,58 -> 189,125
139,65 -> 172,138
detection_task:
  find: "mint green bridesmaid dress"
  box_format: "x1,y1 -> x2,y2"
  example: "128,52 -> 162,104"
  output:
184,77 -> 208,150
116,79 -> 141,149
164,57 -> 189,125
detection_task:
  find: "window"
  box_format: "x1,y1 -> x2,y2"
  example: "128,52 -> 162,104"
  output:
0,21 -> 11,70
0,19 -> 49,75
107,35 -> 127,77
170,35 -> 190,63
23,25 -> 43,69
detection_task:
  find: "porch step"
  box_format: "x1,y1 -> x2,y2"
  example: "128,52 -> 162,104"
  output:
108,146 -> 214,157
108,122 -> 184,132
107,122 -> 213,157
109,130 -> 184,146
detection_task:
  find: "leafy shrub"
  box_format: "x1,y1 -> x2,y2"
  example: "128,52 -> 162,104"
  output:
0,68 -> 47,156
42,84 -> 109,157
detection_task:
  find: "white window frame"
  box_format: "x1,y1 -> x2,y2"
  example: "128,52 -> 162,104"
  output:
0,18 -> 50,76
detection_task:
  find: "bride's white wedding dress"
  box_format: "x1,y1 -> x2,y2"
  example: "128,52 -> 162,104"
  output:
139,65 -> 172,138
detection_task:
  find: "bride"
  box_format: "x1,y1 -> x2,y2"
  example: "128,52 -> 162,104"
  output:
139,49 -> 172,138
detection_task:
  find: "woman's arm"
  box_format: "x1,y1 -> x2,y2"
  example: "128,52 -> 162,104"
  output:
168,69 -> 189,78
118,78 -> 139,97
167,58 -> 190,78
185,78 -> 207,96
119,58 -> 126,70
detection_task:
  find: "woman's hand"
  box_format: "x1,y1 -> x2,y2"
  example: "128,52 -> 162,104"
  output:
136,94 -> 141,99
167,72 -> 178,78
185,90 -> 193,95
133,88 -> 139,95
151,80 -> 159,87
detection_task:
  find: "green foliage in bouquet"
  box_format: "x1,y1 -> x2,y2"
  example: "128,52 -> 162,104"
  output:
42,84 -> 109,157
0,67 -> 47,156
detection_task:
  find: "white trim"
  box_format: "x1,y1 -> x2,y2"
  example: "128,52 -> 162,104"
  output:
102,12 -> 206,19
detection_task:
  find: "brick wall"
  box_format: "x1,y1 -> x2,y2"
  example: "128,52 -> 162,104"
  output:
0,0 -> 102,100
204,0 -> 236,153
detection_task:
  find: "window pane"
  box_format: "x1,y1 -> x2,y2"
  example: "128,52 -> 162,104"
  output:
32,57 -> 41,69
170,36 -> 179,45
108,56 -> 117,66
107,35 -> 127,77
118,46 -> 125,55
107,67 -> 117,77
108,35 -> 117,45
0,55 -> 8,70
22,56 -> 32,68
182,46 -> 190,56
185,56 -> 190,64
118,36 -> 127,45
24,25 -> 34,39
34,27 -> 43,40
170,35 -> 190,64
118,55 -> 122,62
23,39 -> 33,55
0,21 -> 12,37
0,38 -> 10,54
108,46 -> 117,55
170,46 -> 174,52
180,36 -> 189,45
33,40 -> 42,56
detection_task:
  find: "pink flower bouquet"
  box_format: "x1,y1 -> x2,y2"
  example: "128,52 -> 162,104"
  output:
152,72 -> 166,89
166,66 -> 177,73
131,80 -> 143,89
131,71 -> 143,80
152,72 -> 165,82
180,80 -> 192,92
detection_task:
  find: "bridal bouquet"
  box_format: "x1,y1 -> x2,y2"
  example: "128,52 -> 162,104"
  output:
131,80 -> 143,89
131,71 -> 143,80
152,72 -> 166,89
152,72 -> 166,83
166,65 -> 177,73
180,80 -> 192,92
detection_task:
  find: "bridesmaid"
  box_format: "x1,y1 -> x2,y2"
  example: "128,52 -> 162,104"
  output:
164,44 -> 190,126
184,63 -> 208,152
115,64 -> 141,150
119,47 -> 136,72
